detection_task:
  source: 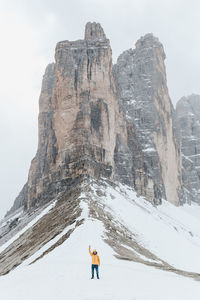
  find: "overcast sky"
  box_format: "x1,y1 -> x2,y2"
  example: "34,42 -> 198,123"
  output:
0,0 -> 200,219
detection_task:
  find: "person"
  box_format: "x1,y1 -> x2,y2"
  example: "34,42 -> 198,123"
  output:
89,245 -> 100,279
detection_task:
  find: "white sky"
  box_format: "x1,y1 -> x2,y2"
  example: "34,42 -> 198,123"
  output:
0,0 -> 200,218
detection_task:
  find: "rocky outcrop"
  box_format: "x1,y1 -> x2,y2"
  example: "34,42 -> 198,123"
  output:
113,33 -> 182,205
0,186 -> 83,276
7,23 -> 185,215
176,94 -> 200,203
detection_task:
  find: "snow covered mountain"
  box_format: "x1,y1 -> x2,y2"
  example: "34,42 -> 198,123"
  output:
1,179 -> 200,299
1,22 -> 200,299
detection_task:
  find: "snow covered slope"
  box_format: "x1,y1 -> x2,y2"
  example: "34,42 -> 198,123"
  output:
0,179 -> 200,300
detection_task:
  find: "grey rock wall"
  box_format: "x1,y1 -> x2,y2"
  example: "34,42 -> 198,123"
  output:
176,94 -> 200,203
113,33 -> 182,205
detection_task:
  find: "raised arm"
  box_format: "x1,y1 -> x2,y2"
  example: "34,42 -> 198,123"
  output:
89,245 -> 92,256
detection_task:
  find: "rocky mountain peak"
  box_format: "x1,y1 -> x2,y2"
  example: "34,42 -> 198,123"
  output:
6,22 -> 189,215
135,33 -> 166,59
113,32 -> 181,205
84,22 -> 106,40
176,94 -> 200,113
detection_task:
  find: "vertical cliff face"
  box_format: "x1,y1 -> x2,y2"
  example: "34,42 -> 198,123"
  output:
176,94 -> 200,203
24,22 -> 127,210
113,34 -> 182,205
54,22 -> 117,172
27,63 -> 57,209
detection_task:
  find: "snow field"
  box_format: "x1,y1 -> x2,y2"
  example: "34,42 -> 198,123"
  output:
1,182 -> 200,299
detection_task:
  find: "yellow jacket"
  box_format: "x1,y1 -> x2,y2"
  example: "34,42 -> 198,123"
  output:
89,248 -> 100,265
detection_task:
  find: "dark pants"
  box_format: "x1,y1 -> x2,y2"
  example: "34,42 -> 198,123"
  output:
91,264 -> 99,278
